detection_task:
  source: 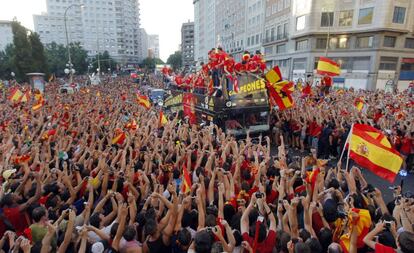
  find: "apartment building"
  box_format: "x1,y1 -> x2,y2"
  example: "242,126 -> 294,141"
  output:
181,21 -> 195,69
263,0 -> 414,90
33,0 -> 142,64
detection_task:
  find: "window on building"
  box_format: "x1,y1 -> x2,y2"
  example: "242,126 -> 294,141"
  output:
321,12 -> 334,27
277,44 -> 286,53
357,36 -> 374,48
283,23 -> 288,37
296,39 -> 308,51
339,10 -> 353,26
392,6 -> 406,24
296,15 -> 305,31
405,38 -> 414,49
316,38 -> 327,49
338,37 -> 349,48
379,57 -> 398,70
277,25 -> 282,39
247,37 -> 250,46
264,46 -> 273,55
383,36 -> 396,47
358,7 -> 374,25
293,58 -> 306,70
256,34 -> 260,44
271,28 -> 275,40
352,56 -> 371,70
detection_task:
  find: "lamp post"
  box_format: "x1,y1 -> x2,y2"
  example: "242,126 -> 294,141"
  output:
64,4 -> 84,84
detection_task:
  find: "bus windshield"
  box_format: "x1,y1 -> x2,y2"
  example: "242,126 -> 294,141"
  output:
225,111 -> 269,136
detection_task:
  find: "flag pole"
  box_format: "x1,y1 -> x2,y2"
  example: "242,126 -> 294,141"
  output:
345,124 -> 354,172
338,125 -> 352,163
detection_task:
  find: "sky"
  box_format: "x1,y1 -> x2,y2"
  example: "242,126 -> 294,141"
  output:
0,0 -> 194,62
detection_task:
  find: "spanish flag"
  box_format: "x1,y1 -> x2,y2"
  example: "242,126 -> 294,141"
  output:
159,111 -> 168,127
348,124 -> 403,182
181,164 -> 192,194
265,66 -> 282,84
112,129 -> 126,145
137,95 -> 151,109
266,81 -> 294,110
19,91 -> 30,103
354,98 -> 365,112
317,57 -> 341,76
8,88 -> 23,102
32,99 -> 45,111
125,119 -> 137,130
339,208 -> 372,253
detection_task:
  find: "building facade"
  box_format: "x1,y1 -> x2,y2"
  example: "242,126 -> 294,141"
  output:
0,21 -> 13,52
181,21 -> 195,69
245,0 -> 265,56
33,0 -> 142,64
215,0 -> 247,61
148,34 -> 160,59
263,0 -> 414,90
194,0 -> 414,90
139,28 -> 149,59
194,0 -> 217,64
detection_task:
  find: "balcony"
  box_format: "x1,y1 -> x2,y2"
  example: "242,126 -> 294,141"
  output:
263,33 -> 289,44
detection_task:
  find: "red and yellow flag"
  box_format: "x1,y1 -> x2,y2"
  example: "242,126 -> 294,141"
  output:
348,124 -> 403,182
354,98 -> 365,112
125,119 -> 137,130
339,208 -> 371,253
181,164 -> 192,194
8,88 -> 23,102
266,80 -> 294,110
32,99 -> 45,111
159,111 -> 168,127
19,91 -> 30,103
112,129 -> 126,145
265,66 -> 282,84
317,57 -> 341,76
137,95 -> 151,109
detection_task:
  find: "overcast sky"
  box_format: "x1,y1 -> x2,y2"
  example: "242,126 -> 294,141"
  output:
0,0 -> 194,62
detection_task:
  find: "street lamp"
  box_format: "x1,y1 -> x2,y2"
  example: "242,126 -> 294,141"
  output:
64,3 -> 84,84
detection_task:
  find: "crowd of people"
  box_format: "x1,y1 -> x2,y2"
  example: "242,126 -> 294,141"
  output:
0,73 -> 413,253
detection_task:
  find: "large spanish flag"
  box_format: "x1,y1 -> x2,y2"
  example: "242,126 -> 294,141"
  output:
137,95 -> 151,109
339,208 -> 372,253
348,124 -> 403,182
265,66 -> 282,84
181,164 -> 192,194
266,81 -> 294,110
317,57 -> 340,76
8,88 -> 23,102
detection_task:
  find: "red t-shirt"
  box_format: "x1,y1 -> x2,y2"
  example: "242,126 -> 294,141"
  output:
224,58 -> 235,73
401,137 -> 413,154
234,62 -> 246,73
375,243 -> 396,253
322,76 -> 333,87
242,230 -> 277,253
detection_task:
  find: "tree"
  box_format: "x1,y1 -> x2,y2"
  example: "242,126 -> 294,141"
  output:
167,51 -> 182,71
91,50 -> 117,74
45,42 -> 89,76
45,42 -> 67,77
29,32 -> 48,74
140,57 -> 156,71
0,44 -> 15,80
11,20 -> 32,81
69,42 -> 88,74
